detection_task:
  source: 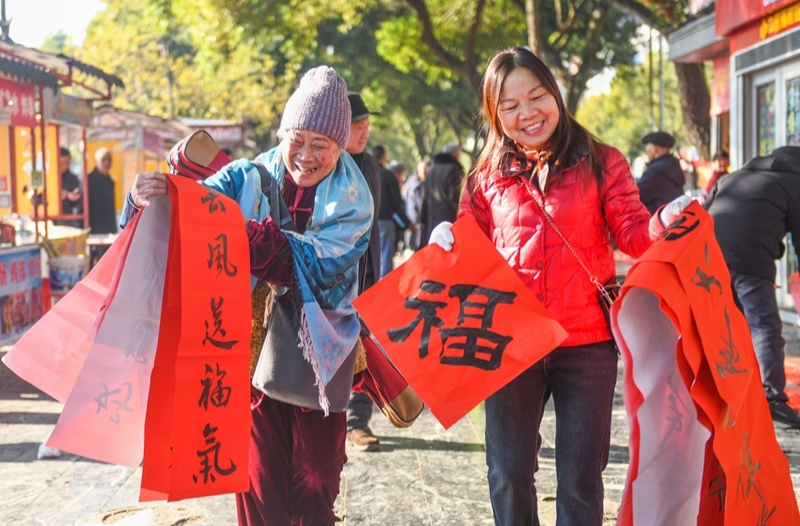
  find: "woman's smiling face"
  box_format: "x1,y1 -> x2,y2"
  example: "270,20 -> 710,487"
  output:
281,130 -> 341,187
497,67 -> 560,152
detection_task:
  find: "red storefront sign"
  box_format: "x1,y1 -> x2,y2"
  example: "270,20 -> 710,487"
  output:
710,56 -> 731,115
716,0 -> 800,53
0,79 -> 36,128
716,0 -> 797,36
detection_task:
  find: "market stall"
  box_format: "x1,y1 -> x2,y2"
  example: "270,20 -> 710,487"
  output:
85,106 -> 192,263
87,105 -> 193,215
0,39 -> 122,305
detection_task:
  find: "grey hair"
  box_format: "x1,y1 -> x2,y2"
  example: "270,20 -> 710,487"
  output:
95,147 -> 111,163
442,142 -> 461,156
387,160 -> 406,175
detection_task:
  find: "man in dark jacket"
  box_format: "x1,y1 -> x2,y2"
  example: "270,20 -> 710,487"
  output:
88,148 -> 117,234
706,146 -> 800,428
56,147 -> 83,228
344,92 -> 383,451
374,145 -> 412,277
420,143 -> 464,248
637,131 -> 685,214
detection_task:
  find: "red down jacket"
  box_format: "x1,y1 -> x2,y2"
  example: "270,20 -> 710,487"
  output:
459,144 -> 665,347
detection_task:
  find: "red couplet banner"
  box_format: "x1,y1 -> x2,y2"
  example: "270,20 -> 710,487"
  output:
353,216 -> 567,429
140,175 -> 251,501
612,202 -> 799,525
1,213 -> 139,404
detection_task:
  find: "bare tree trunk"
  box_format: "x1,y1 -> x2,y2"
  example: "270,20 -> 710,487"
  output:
674,62 -> 711,160
525,0 -> 543,56
564,2 -> 607,114
413,128 -> 430,160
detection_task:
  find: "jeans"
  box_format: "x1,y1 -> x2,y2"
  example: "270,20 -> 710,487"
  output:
730,271 -> 787,402
484,341 -> 618,526
346,391 -> 373,430
378,219 -> 396,278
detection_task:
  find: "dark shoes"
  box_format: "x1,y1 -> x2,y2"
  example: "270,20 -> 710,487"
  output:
347,427 -> 380,452
768,400 -> 800,428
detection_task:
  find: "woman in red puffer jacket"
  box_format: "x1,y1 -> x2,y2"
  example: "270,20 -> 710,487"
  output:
429,47 -> 689,526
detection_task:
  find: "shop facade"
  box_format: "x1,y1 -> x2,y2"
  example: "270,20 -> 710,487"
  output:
670,0 -> 800,322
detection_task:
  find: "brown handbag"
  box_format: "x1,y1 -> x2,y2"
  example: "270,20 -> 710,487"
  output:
354,332 -> 424,428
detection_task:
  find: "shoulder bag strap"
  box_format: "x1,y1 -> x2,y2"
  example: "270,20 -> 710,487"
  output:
252,161 -> 298,233
522,181 -> 607,296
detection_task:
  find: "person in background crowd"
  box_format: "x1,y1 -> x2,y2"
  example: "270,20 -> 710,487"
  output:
374,145 -> 412,277
387,160 -> 406,185
706,146 -> 800,429
87,148 -> 117,263
88,148 -> 117,234
636,131 -> 685,214
125,66 -> 373,526
387,161 -> 408,253
345,91 -> 383,452
55,147 -> 83,228
419,142 -> 464,248
704,150 -> 730,193
404,159 -> 430,251
429,46 -> 689,526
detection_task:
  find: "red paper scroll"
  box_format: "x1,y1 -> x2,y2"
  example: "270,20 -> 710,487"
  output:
612,202 -> 799,525
46,203 -> 165,467
140,176 -> 251,501
353,216 -> 567,429
1,213 -> 139,403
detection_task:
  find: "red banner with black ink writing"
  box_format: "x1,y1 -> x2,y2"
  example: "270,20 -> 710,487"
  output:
612,202 -> 799,525
353,216 -> 568,429
140,175 -> 251,501
3,175 -> 251,501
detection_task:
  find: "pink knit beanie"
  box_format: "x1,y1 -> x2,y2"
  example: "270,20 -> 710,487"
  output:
279,66 -> 351,149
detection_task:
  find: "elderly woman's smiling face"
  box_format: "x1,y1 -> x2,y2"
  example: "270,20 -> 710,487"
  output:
281,130 -> 341,187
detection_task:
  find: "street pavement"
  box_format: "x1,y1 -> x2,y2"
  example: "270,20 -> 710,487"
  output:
3,326 -> 800,526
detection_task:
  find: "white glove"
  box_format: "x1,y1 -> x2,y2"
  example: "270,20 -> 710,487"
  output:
659,195 -> 692,226
429,221 -> 454,251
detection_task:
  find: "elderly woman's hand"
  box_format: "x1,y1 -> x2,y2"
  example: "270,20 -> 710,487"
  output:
131,171 -> 169,207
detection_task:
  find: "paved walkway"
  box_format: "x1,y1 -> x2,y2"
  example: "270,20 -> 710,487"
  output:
3,325 -> 800,525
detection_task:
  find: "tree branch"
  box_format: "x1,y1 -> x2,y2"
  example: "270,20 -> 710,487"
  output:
565,2 -> 607,113
404,0 -> 481,99
605,0 -> 670,32
464,0 -> 486,75
554,0 -> 565,30
525,0 -> 544,56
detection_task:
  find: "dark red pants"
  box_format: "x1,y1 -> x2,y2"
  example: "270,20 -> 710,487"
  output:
235,387 -> 347,526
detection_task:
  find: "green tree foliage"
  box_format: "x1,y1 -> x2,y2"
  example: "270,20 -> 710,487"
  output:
378,0 -> 638,114
39,30 -> 79,56
77,0 -> 293,145
607,0 -> 711,159
314,4 -> 478,162
576,61 -> 684,160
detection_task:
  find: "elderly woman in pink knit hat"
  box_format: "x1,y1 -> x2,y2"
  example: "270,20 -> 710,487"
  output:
124,66 -> 374,526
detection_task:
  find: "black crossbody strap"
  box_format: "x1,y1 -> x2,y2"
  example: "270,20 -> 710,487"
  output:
252,161 -> 298,233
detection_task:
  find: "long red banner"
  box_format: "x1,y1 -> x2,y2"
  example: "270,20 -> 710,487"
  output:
141,175 -> 251,501
613,202 -> 799,525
